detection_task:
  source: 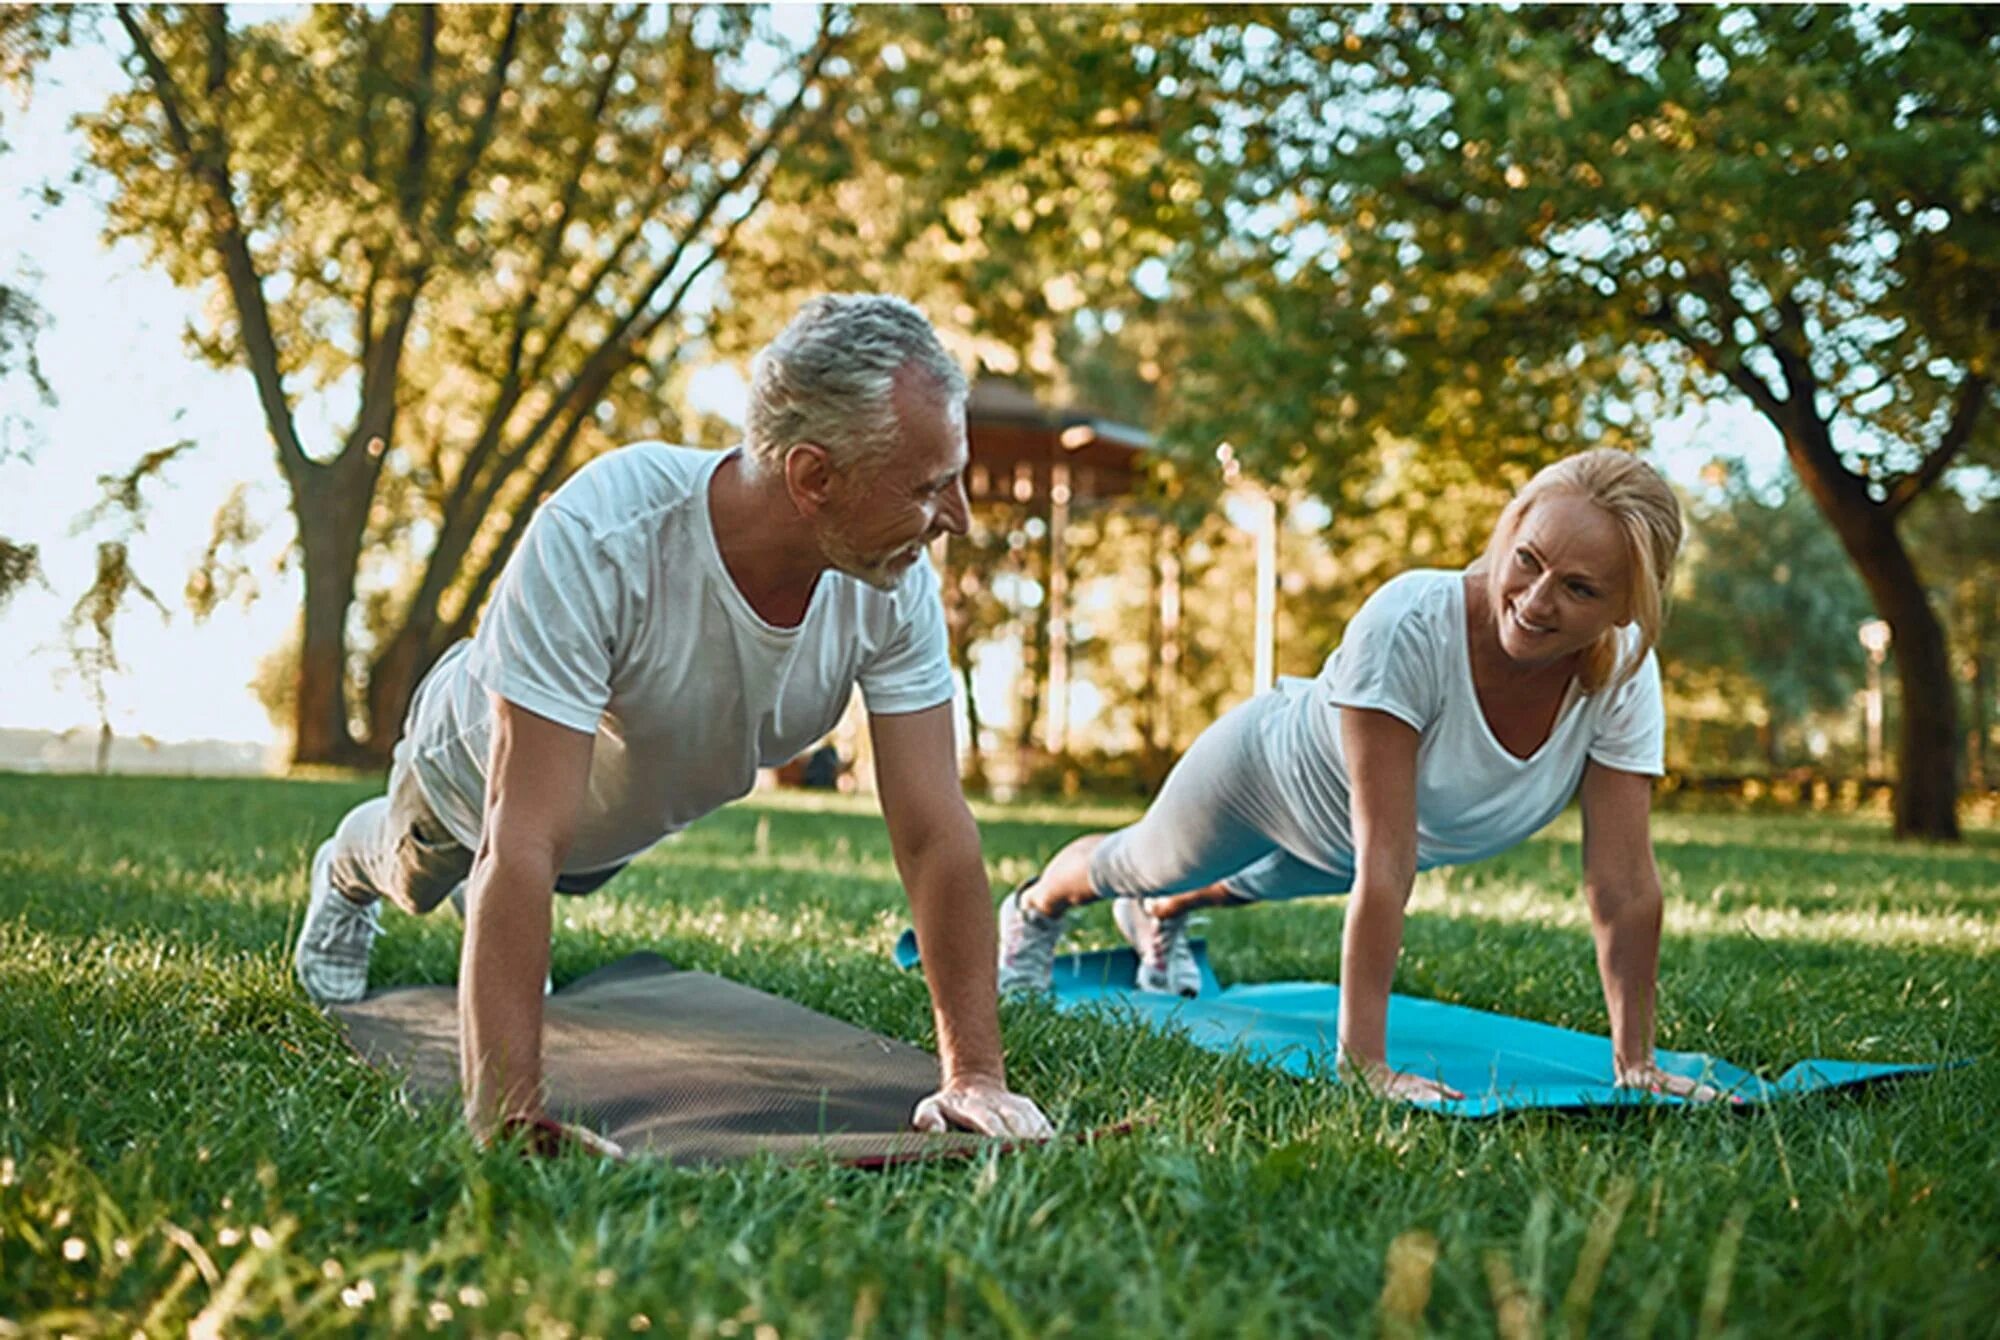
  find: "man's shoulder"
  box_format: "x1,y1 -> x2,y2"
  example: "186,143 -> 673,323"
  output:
546,442 -> 722,531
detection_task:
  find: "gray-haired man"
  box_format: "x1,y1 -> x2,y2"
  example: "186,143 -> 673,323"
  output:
294,294 -> 1051,1150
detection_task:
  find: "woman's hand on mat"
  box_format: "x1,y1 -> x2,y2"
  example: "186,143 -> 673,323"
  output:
1614,1063 -> 1732,1104
498,1112 -> 629,1160
1343,1055 -> 1464,1103
913,1075 -> 1055,1140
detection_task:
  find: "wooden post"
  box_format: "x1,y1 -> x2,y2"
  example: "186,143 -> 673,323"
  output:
1252,488 -> 1278,696
1046,461 -> 1072,755
1159,525 -> 1182,752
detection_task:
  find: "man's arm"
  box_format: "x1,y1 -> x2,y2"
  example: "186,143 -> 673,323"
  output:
1578,761 -> 1722,1101
1336,706 -> 1463,1101
868,702 -> 1052,1139
459,694 -> 601,1144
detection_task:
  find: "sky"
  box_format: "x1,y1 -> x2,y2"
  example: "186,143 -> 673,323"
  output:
0,39 -> 1789,751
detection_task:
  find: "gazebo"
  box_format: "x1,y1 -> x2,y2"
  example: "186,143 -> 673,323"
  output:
952,377 -> 1166,764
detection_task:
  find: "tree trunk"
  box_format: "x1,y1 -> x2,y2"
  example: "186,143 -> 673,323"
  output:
290,461 -> 375,767
1782,427 -> 1960,839
1972,645 -> 1993,794
363,611 -> 448,763
1968,579 -> 1995,792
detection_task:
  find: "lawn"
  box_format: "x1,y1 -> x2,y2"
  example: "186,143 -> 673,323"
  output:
1,772 -> 1994,1337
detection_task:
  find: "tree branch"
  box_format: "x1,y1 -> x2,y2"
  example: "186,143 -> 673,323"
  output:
1640,296 -> 1789,424
437,6 -> 646,534
442,395 -> 605,647
396,6 -> 438,238
117,5 -> 314,485
427,4 -> 524,247
470,15 -> 846,526
1886,373 -> 1991,517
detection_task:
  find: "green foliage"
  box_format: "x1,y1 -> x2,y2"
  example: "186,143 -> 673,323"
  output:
55,441 -> 194,763
76,5 -> 867,756
1092,4 -> 1997,833
0,775 -> 1994,1334
0,534 -> 39,610
1146,7 -> 2000,485
1666,465 -> 1875,765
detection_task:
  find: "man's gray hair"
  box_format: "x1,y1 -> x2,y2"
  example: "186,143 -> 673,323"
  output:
745,294 -> 968,477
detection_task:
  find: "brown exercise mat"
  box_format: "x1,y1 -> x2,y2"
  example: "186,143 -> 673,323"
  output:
334,952 -> 995,1166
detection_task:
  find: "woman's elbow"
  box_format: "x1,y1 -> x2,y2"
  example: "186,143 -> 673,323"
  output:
1584,874 -> 1662,928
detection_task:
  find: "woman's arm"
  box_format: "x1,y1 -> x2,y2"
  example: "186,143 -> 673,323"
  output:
1338,707 -> 1463,1101
1578,761 -> 1723,1101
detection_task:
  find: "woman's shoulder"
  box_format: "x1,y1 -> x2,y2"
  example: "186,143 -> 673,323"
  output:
1357,567 -> 1463,629
1331,569 -> 1463,672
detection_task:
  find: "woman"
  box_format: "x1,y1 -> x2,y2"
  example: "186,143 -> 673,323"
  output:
998,449 -> 1722,1103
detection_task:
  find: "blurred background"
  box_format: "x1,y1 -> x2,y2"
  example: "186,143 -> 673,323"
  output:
0,5 -> 1993,839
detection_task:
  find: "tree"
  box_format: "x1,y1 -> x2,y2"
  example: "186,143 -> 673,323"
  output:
1666,464 -> 1874,768
1148,6 -> 1997,837
0,278 -> 44,610
0,3 -> 66,610
1905,482 -> 2000,790
60,441 -> 192,771
81,4 -> 858,764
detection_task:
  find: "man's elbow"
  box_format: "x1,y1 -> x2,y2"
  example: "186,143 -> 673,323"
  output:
473,833 -> 567,898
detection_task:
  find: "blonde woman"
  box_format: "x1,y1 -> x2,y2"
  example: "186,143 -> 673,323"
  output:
998,449 -> 1723,1104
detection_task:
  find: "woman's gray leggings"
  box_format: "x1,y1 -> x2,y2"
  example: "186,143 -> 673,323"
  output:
1087,693 -> 1350,904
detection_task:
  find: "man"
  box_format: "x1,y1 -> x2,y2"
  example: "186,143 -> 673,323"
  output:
294,294 -> 1051,1152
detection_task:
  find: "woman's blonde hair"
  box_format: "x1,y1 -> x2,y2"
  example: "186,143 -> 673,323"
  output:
1480,449 -> 1684,693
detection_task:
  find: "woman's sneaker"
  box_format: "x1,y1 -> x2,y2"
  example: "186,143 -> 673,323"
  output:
1113,898 -> 1202,997
293,840 -> 381,1005
997,882 -> 1065,995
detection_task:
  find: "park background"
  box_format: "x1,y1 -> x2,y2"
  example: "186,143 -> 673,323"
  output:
2,5 -> 1996,838
0,7 -> 1995,1337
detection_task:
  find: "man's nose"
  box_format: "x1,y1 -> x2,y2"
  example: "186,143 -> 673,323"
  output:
937,475 -> 971,537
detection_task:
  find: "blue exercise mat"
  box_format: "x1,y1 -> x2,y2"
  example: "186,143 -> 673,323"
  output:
895,931 -> 1940,1117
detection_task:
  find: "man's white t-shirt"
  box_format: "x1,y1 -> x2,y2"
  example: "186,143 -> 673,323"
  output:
1252,568 -> 1665,886
404,443 -> 955,873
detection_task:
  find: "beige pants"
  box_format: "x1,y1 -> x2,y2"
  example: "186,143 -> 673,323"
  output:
324,741 -> 624,914
324,743 -> 474,915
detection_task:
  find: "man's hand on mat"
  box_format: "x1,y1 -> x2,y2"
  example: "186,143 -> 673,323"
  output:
912,1075 -> 1055,1140
497,1112 -> 629,1160
1614,1063 -> 1732,1103
1343,1055 -> 1464,1103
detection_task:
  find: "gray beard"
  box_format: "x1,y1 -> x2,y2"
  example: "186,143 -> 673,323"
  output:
815,519 -> 904,592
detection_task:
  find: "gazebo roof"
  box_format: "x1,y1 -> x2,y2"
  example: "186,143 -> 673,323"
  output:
963,377 -> 1154,505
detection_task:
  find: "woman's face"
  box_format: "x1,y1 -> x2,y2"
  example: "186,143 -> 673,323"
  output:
1486,493 -> 1632,667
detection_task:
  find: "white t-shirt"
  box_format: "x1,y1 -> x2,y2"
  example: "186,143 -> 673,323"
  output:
1255,568 -> 1665,884
404,443 -> 955,873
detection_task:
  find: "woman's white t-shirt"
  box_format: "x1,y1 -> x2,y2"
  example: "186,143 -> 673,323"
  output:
403,443 -> 954,873
1252,568 -> 1665,886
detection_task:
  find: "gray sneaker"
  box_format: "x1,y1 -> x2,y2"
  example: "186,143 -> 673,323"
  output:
1114,898 -> 1202,997
997,882 -> 1064,995
293,840 -> 381,1005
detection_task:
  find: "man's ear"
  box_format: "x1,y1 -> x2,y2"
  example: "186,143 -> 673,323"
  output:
783,443 -> 837,516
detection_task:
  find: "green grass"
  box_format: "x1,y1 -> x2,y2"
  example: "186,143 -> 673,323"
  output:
1,772 -> 1995,1338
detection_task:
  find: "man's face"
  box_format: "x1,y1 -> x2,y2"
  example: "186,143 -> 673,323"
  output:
816,381 -> 971,591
